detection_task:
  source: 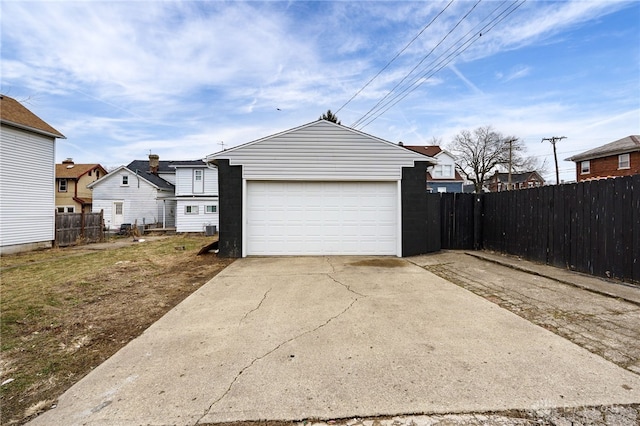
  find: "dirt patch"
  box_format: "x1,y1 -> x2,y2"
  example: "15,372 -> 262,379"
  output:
348,259 -> 406,268
0,235 -> 233,425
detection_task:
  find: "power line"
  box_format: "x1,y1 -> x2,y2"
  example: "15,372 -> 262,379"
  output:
356,0 -> 526,129
353,0 -> 526,130
351,0 -> 482,128
335,0 -> 455,115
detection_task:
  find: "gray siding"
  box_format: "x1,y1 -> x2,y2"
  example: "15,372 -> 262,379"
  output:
210,121 -> 431,180
0,126 -> 55,251
175,199 -> 219,232
175,167 -> 218,196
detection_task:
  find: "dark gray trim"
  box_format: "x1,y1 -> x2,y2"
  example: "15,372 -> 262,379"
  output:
215,159 -> 243,258
401,161 -> 434,256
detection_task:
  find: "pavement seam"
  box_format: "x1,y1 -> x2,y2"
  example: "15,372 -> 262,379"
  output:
195,298 -> 359,425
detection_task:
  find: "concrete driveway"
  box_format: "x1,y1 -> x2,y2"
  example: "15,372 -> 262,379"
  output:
29,256 -> 640,425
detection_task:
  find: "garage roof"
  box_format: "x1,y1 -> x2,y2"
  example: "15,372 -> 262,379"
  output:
207,120 -> 435,180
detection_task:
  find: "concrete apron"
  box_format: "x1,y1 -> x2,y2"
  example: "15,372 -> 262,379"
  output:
29,257 -> 640,425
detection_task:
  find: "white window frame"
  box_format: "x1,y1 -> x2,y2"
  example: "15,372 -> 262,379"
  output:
205,205 -> 217,214
437,187 -> 447,193
581,160 -> 590,174
618,153 -> 630,169
193,169 -> 204,194
121,175 -> 129,186
185,205 -> 199,215
442,164 -> 453,178
58,179 -> 68,192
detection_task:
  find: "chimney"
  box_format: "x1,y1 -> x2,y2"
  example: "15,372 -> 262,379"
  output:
62,158 -> 74,164
149,154 -> 160,175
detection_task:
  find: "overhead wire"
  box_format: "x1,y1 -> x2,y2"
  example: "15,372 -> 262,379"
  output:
355,0 -> 525,129
335,0 -> 455,116
351,0 -> 483,128
352,0 -> 527,130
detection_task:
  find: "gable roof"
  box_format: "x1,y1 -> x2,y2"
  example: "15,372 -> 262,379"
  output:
87,166 -> 174,191
403,145 -> 443,157
56,163 -> 107,179
0,94 -> 65,139
489,171 -> 545,184
207,120 -> 436,181
566,135 -> 640,162
127,159 -> 205,173
403,145 -> 464,181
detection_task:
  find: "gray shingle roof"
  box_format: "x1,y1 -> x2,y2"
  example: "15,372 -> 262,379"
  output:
566,135 -> 640,162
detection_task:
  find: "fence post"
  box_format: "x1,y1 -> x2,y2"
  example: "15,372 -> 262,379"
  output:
473,194 -> 483,250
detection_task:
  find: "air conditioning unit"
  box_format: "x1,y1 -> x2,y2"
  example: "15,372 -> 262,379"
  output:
205,225 -> 217,236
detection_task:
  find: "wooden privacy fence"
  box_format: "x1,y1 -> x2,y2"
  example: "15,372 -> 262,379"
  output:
430,175 -> 640,284
55,211 -> 105,247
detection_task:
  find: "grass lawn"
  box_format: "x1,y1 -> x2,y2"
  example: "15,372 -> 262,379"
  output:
0,235 -> 233,425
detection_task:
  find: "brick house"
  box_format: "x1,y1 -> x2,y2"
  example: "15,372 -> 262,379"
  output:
486,171 -> 545,192
566,135 -> 640,182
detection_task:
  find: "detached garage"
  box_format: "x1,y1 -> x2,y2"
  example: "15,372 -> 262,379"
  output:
207,120 -> 436,257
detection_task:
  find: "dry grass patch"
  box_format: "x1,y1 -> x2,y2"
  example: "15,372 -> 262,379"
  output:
0,235 -> 233,425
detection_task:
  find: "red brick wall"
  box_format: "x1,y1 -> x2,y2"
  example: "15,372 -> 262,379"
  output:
575,151 -> 640,182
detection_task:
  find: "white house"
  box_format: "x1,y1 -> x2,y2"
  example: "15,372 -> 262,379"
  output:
88,156 -> 176,231
172,162 -> 219,233
88,155 -> 219,233
403,145 -> 465,193
207,120 -> 436,257
0,95 -> 65,254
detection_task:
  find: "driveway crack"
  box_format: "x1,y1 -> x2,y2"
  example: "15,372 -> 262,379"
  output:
328,274 -> 366,298
195,298 -> 358,424
240,287 -> 272,324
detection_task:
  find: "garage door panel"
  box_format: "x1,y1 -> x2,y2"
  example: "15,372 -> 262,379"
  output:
246,181 -> 398,255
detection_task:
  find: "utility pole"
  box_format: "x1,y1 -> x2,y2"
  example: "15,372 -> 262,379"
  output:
219,141 -> 225,151
542,136 -> 567,184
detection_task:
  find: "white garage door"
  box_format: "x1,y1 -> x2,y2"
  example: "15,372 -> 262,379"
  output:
246,181 -> 398,255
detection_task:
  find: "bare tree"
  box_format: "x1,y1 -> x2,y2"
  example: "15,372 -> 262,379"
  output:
448,126 -> 536,193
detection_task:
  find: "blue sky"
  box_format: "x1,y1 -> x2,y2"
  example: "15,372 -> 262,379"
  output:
2,0 -> 638,183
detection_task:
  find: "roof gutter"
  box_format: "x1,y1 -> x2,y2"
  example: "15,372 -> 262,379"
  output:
1,119 -> 66,139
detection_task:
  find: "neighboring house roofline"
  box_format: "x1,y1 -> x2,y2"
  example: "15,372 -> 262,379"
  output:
0,94 -> 65,139
488,171 -> 545,184
206,120 -> 437,166
87,166 -> 174,191
56,163 -> 108,179
566,135 -> 640,162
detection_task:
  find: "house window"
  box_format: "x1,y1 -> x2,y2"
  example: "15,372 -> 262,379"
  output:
528,181 -> 534,188
58,179 -> 67,192
121,175 -> 129,186
433,165 -> 443,178
581,161 -> 590,174
618,153 -> 630,169
205,205 -> 217,214
115,203 -> 123,215
96,170 -> 100,178
185,205 -> 199,215
442,164 -> 453,177
437,187 -> 447,193
56,206 -> 74,213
